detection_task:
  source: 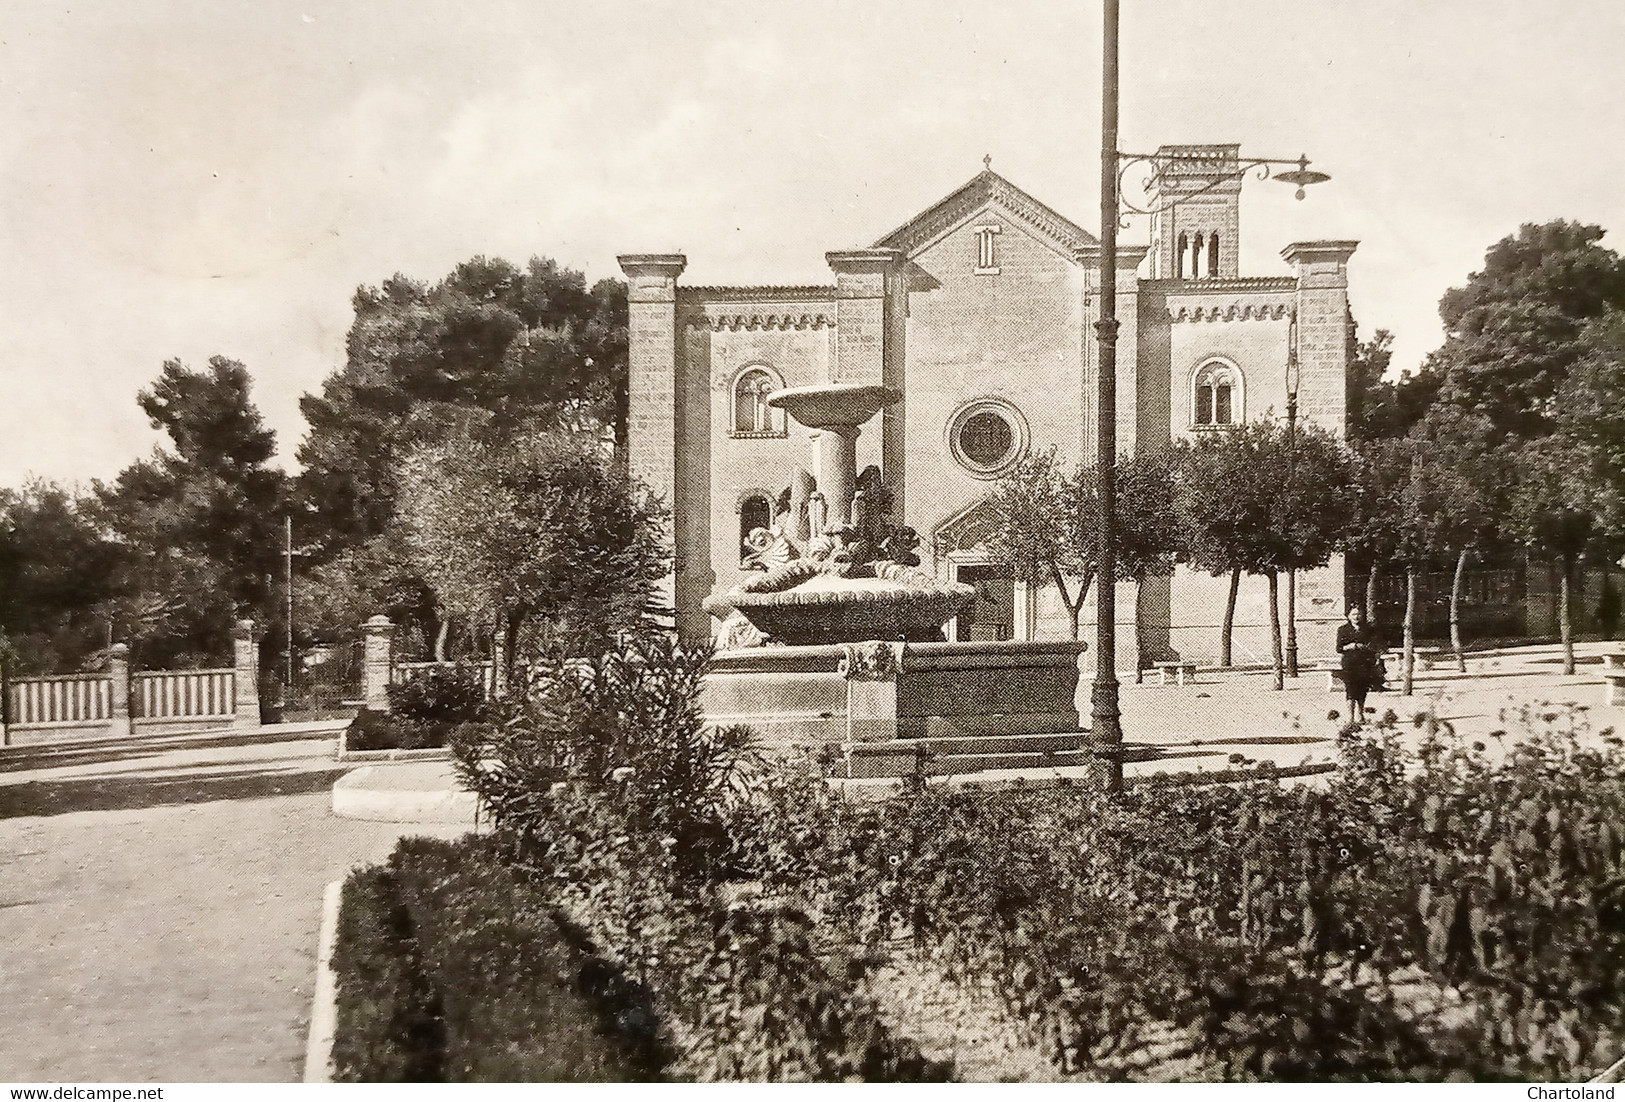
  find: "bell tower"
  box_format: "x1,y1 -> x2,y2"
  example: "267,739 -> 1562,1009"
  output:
1147,143 -> 1241,280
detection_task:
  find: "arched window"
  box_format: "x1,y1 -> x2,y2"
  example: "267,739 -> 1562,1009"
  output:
739,493 -> 773,560
1208,231 -> 1220,277
1191,360 -> 1244,427
731,367 -> 783,436
1176,232 -> 1188,279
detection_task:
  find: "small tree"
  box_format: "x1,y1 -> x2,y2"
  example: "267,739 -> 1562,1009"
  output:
1177,428 -> 1265,667
1509,436 -> 1597,676
982,449 -> 1098,640
1115,446 -> 1181,679
1410,404 -> 1507,671
397,429 -> 668,675
1271,421 -> 1357,686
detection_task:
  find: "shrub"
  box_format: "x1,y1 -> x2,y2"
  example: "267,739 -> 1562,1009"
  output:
753,708 -> 1625,1080
453,633 -> 762,879
345,708 -> 455,752
329,836 -> 670,1082
449,632 -> 949,1081
387,666 -> 489,724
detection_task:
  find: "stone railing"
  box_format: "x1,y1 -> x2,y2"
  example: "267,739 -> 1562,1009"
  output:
2,621 -> 264,745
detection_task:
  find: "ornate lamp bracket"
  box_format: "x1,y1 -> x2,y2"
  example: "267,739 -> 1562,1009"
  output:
1111,150 -> 1330,228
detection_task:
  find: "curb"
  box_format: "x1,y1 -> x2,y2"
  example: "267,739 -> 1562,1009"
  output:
303,878 -> 342,1083
331,764 -> 480,825
336,745 -> 451,764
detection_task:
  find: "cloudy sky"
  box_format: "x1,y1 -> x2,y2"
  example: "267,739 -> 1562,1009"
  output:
4,0 -> 1623,487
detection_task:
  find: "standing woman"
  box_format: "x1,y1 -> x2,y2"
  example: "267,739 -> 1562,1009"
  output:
1336,604 -> 1384,724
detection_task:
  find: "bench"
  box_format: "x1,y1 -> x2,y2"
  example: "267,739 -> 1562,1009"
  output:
1324,666 -> 1345,692
1605,668 -> 1625,708
1155,661 -> 1198,686
1604,653 -> 1625,672
1384,646 -> 1444,671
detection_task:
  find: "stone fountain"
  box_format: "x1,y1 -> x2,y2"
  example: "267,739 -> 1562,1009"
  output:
704,383 -> 973,646
700,382 -> 1088,777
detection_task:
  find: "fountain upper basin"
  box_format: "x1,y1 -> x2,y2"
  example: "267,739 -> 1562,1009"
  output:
766,383 -> 901,429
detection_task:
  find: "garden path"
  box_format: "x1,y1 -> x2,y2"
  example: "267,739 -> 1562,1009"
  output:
0,727 -> 464,1082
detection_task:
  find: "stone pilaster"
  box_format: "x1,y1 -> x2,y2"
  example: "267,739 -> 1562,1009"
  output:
1077,243 -> 1149,460
233,619 -> 261,729
1281,241 -> 1359,436
107,642 -> 131,739
825,249 -> 899,387
361,614 -> 394,713
620,253 -> 710,642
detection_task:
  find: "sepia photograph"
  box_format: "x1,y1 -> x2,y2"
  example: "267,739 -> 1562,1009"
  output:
4,0 -> 1625,1088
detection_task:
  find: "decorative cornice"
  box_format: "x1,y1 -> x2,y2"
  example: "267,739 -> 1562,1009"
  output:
871,169 -> 1098,258
682,310 -> 835,332
1141,276 -> 1296,292
681,285 -> 836,301
1168,302 -> 1294,323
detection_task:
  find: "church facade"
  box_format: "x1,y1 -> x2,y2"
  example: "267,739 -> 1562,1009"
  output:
620,145 -> 1358,666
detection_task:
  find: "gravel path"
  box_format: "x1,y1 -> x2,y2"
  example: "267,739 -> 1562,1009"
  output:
0,730 -> 463,1082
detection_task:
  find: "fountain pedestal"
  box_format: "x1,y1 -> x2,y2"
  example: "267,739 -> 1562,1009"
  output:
811,427 -> 858,528
702,639 -> 1088,757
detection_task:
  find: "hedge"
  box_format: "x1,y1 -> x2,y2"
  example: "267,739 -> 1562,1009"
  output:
329,835 -> 669,1082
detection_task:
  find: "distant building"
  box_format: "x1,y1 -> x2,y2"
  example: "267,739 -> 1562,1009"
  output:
621,145 -> 1358,665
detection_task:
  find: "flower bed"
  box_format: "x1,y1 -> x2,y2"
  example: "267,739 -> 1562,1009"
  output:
441,630 -> 1625,1081
735,707 -> 1625,1080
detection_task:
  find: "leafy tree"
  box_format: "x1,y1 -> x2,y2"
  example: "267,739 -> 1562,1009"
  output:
0,480 -> 122,672
1409,404 -> 1508,670
1179,421 -> 1352,688
396,430 -> 667,676
1559,309 -> 1625,534
294,256 -> 626,646
1347,328 -> 1440,443
1432,221 -> 1625,441
1273,421 -> 1357,684
1509,436 -> 1599,675
93,357 -> 287,668
1177,428 -> 1264,668
1115,446 -> 1182,678
1345,437 -> 1411,625
981,449 -> 1098,640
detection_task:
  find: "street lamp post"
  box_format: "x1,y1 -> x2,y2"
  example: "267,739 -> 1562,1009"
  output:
1090,0 -> 1124,792
1285,313 -> 1300,679
1092,0 -> 1329,788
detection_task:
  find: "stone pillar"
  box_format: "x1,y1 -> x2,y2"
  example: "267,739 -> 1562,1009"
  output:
825,249 -> 898,387
1281,240 -> 1359,437
812,426 -> 859,528
362,614 -> 395,712
232,620 -> 260,730
619,252 -> 709,643
108,642 -> 132,739
841,642 -> 902,744
1076,243 -> 1148,460
828,249 -> 899,482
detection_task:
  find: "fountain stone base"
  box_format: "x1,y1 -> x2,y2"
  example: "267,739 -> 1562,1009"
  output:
702,639 -> 1088,771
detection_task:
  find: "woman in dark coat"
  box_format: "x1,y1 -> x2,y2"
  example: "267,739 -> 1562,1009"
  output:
1336,604 -> 1385,724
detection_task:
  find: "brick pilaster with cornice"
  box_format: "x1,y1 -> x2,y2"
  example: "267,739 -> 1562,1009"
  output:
1281,241 -> 1358,437
620,253 -> 711,642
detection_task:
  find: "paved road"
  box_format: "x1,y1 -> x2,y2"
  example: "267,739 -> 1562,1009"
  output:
0,728 -> 463,1082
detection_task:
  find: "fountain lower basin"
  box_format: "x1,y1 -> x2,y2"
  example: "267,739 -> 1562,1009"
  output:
707,565 -> 974,646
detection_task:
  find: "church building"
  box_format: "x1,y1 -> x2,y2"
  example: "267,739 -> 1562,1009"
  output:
620,144 -> 1358,666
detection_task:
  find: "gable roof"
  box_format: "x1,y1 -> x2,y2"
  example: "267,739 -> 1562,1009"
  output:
871,168 -> 1098,258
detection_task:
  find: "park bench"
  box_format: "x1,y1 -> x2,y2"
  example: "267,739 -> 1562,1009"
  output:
1605,653 -> 1625,707
1383,646 -> 1444,671
1154,660 -> 1198,686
